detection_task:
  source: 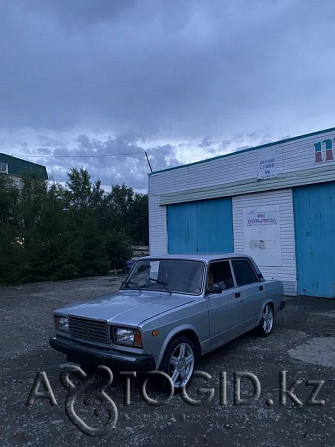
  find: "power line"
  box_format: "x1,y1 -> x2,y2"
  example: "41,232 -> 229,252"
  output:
7,151 -> 145,158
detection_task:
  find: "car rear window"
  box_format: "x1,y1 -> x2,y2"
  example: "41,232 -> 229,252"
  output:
231,259 -> 259,286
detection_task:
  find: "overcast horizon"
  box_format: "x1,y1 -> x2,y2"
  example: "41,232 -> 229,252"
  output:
1,0 -> 335,191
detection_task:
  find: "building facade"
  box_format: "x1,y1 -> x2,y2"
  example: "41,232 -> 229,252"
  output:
0,153 -> 48,184
148,126 -> 335,298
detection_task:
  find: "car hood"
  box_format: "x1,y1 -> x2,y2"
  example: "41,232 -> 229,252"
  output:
55,290 -> 195,326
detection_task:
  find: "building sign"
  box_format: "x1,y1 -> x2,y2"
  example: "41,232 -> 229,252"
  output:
246,210 -> 277,226
243,206 -> 281,267
314,139 -> 335,163
258,148 -> 277,179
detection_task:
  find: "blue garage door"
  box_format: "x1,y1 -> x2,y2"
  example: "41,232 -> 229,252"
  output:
293,182 -> 335,298
167,198 -> 233,254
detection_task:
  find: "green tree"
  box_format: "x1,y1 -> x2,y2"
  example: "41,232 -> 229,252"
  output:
106,184 -> 149,244
0,168 -> 148,285
130,193 -> 149,244
0,175 -> 21,283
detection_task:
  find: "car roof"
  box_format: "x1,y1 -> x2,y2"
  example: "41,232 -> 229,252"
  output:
139,253 -> 252,263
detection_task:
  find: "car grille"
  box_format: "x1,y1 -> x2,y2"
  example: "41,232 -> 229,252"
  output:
69,316 -> 109,344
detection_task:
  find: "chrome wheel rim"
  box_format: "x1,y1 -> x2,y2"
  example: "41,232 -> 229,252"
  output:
262,305 -> 273,333
168,342 -> 194,388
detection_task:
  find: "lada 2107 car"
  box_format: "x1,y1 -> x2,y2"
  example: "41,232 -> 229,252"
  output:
49,254 -> 285,388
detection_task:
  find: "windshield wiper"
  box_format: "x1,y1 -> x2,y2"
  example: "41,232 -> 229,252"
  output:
148,278 -> 171,294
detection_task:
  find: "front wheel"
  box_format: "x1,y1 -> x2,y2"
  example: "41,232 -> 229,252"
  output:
257,304 -> 274,337
160,336 -> 196,388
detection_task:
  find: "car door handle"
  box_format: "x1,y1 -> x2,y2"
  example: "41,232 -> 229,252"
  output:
235,292 -> 240,298
259,285 -> 264,291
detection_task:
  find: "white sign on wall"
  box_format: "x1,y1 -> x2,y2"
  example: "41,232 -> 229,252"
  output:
243,206 -> 282,267
258,148 -> 277,179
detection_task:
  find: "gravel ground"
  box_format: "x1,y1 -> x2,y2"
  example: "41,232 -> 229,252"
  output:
1,276 -> 335,446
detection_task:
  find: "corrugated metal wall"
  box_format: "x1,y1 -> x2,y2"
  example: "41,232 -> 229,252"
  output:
149,131 -> 335,252
149,128 -> 335,298
148,192 -> 168,255
167,198 -> 233,254
293,182 -> 335,298
150,129 -> 335,200
233,189 -> 297,295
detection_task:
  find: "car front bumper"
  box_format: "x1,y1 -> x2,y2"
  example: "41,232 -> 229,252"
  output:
49,336 -> 156,371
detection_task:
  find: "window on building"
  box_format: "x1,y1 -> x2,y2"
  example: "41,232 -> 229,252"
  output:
0,162 -> 8,173
231,259 -> 259,286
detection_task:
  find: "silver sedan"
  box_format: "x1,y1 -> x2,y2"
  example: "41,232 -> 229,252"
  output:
49,254 -> 285,388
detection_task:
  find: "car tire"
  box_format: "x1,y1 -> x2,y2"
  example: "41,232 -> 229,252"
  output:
160,336 -> 196,389
257,303 -> 274,337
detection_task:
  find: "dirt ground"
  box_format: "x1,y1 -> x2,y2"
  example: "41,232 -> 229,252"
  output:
1,275 -> 335,447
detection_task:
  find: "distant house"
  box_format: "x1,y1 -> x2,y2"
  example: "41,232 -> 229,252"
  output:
0,153 -> 48,184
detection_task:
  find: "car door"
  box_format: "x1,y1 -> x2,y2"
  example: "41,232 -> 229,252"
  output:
230,258 -> 266,330
207,260 -> 244,348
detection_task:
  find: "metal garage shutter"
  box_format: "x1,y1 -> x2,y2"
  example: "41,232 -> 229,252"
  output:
293,182 -> 335,298
167,197 -> 233,254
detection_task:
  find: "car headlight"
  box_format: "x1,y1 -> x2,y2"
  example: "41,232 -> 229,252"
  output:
113,327 -> 142,347
54,315 -> 69,333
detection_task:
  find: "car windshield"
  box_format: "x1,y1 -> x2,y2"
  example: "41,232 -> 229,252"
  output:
121,259 -> 205,295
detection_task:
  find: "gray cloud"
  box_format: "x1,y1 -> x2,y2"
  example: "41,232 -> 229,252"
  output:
1,0 -> 335,189
25,0 -> 136,28
1,0 -> 335,136
18,132 -> 180,190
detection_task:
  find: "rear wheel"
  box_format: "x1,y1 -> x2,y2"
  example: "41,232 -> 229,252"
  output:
257,304 -> 274,337
160,336 -> 196,388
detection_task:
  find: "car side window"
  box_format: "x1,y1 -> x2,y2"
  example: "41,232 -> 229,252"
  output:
231,259 -> 259,286
208,260 -> 235,291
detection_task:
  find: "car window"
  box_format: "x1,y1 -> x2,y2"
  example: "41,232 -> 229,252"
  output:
207,260 -> 235,291
231,259 -> 259,286
121,259 -> 205,295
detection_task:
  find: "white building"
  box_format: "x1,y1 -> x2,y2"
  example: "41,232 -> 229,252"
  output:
148,126 -> 335,298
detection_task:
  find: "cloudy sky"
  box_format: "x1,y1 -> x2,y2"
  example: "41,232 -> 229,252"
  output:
1,0 -> 334,191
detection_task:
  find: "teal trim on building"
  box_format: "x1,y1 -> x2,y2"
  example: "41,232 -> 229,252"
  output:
151,126 -> 335,176
167,197 -> 233,254
293,182 -> 335,298
0,153 -> 48,180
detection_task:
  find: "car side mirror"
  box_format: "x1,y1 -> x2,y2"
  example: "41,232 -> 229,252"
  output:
207,284 -> 222,294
